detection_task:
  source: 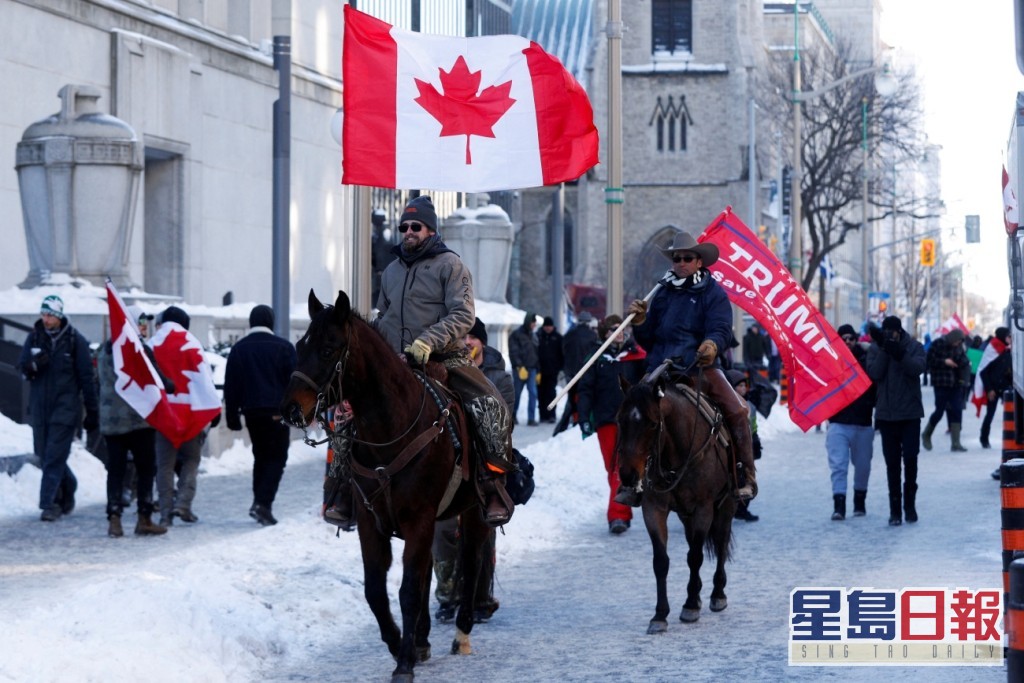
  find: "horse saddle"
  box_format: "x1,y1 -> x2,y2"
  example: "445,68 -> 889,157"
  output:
670,383 -> 731,450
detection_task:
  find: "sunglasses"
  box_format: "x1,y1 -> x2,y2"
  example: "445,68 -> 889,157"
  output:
841,335 -> 856,342
399,222 -> 426,233
672,254 -> 698,264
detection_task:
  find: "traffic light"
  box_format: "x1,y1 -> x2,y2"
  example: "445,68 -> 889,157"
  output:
781,166 -> 792,218
920,238 -> 936,267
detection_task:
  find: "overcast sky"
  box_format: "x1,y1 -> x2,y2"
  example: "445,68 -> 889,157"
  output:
881,0 -> 1024,309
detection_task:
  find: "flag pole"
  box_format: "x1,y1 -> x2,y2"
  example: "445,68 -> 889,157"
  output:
546,282 -> 662,412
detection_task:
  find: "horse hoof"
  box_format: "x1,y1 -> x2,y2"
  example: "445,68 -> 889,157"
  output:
390,673 -> 414,683
679,608 -> 701,623
416,645 -> 431,662
710,597 -> 728,612
647,620 -> 668,634
450,628 -> 472,655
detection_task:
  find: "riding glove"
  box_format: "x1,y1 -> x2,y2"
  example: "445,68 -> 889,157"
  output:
579,421 -> 595,438
405,338 -> 432,366
627,299 -> 647,326
696,339 -> 718,367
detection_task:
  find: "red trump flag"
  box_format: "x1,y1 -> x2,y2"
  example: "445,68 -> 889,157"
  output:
698,208 -> 870,432
105,281 -> 185,447
342,5 -> 599,192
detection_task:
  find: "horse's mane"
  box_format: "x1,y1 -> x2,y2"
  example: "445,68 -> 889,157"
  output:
305,303 -> 413,382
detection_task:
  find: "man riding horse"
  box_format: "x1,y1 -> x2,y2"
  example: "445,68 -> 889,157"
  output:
324,196 -> 515,529
620,230 -> 757,504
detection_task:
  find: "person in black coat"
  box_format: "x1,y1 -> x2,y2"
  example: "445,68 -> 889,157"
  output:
223,305 -> 298,526
553,312 -> 598,435
537,316 -> 564,423
18,295 -> 99,522
508,313 -> 540,425
825,324 -> 876,521
576,315 -> 646,534
866,316 -> 926,526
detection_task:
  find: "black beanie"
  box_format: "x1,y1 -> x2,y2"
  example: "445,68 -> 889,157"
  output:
159,305 -> 191,331
249,304 -> 275,329
837,324 -> 857,338
468,317 -> 488,346
400,195 -> 437,232
882,315 -> 902,332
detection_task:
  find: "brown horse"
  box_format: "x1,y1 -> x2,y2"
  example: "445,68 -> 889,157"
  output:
280,290 -> 490,683
616,370 -> 736,634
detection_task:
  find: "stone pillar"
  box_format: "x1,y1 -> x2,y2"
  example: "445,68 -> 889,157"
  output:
15,85 -> 143,287
442,198 -> 514,303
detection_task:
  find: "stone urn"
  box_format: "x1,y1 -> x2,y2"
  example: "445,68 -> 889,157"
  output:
442,199 -> 514,303
15,84 -> 143,287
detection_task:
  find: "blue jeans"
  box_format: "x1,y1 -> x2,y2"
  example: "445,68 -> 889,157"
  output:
513,368 -> 538,423
34,420 -> 77,510
826,423 -> 874,495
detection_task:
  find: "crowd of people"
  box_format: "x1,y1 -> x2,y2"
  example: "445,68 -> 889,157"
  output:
14,196 -> 1012,629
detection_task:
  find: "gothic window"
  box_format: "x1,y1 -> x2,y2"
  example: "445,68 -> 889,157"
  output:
652,0 -> 693,56
649,95 -> 694,152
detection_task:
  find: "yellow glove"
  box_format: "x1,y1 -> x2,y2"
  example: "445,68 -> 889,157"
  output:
696,339 -> 718,367
517,366 -> 528,381
627,299 -> 647,325
404,338 -> 432,365
536,372 -> 542,385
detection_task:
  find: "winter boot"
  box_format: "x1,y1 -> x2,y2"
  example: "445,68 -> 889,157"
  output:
324,421 -> 356,531
831,494 -> 846,521
950,423 -> 968,452
921,419 -> 937,451
904,483 -> 918,523
479,472 -> 513,527
135,513 -> 168,536
853,490 -> 867,517
888,492 -> 903,526
107,514 -> 124,538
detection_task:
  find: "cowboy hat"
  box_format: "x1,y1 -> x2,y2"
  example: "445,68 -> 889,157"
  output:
659,231 -> 719,266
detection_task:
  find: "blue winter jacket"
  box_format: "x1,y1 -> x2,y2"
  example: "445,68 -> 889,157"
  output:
632,271 -> 733,372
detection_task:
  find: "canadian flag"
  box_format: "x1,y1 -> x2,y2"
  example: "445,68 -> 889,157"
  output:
149,315 -> 221,446
342,5 -> 599,192
1004,165 -> 1018,235
105,281 -> 185,447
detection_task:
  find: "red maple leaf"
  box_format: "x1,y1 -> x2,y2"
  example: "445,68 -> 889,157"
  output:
414,56 -> 516,164
118,339 -> 159,393
155,330 -> 203,395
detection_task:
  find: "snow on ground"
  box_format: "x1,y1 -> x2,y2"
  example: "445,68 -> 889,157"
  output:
0,395 -> 1007,682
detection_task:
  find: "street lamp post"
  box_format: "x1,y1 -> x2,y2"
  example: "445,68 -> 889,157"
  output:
861,97 -> 870,321
787,6 -> 896,296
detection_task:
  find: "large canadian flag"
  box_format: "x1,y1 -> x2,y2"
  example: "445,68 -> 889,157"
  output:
698,209 -> 871,432
105,281 -> 185,447
149,316 -> 221,446
342,5 -> 599,192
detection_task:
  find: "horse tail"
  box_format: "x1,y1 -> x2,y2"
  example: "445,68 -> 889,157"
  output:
705,492 -> 734,563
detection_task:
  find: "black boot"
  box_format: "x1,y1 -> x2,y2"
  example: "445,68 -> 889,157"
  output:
853,490 -> 867,517
904,482 -> 918,523
888,492 -> 902,526
480,473 -> 513,527
831,494 -> 846,521
324,477 -> 355,531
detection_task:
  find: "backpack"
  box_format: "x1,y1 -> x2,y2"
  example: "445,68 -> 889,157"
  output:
505,448 -> 535,506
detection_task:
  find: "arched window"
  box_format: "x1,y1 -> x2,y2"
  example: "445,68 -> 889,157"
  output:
649,95 -> 694,152
628,225 -> 682,298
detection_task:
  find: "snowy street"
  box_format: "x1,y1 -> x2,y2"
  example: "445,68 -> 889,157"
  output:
0,397 -> 1007,682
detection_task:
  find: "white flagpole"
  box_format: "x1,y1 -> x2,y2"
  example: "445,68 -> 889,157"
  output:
546,282 -> 662,412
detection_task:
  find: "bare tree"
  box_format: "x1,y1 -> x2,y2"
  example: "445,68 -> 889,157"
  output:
759,40 -> 937,295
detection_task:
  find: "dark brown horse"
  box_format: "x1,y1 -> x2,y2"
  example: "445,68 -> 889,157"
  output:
280,290 -> 490,683
616,370 -> 736,634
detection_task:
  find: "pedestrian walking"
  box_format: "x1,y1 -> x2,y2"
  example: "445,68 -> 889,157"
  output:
223,304 -> 297,526
553,311 -> 597,435
971,326 -> 1011,449
726,369 -> 762,522
866,316 -> 926,526
921,328 -> 971,453
825,324 -> 876,521
96,310 -> 169,537
537,316 -> 564,424
575,314 -> 646,534
509,312 -> 540,426
17,295 -> 99,521
742,324 -> 768,369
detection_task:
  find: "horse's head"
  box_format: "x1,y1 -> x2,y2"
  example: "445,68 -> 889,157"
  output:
615,375 -> 666,488
280,289 -> 353,428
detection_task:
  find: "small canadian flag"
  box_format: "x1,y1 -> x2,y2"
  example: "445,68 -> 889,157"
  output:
342,5 -> 599,192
